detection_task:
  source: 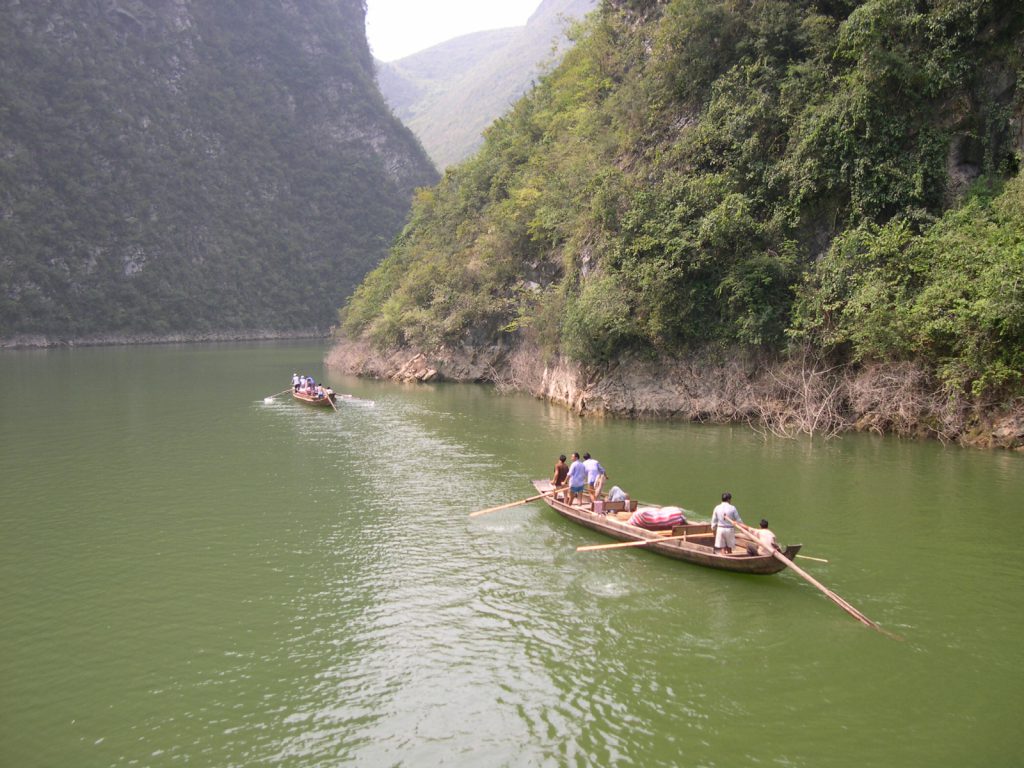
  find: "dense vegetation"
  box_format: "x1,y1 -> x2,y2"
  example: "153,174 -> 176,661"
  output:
342,0 -> 1023,402
0,0 -> 437,339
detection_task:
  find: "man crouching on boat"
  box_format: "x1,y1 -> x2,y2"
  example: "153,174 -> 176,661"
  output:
710,492 -> 743,554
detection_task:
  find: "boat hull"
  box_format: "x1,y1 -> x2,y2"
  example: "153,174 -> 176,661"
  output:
292,391 -> 335,408
532,480 -> 800,574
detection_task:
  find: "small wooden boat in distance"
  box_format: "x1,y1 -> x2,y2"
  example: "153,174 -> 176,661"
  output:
531,480 -> 800,574
292,390 -> 336,408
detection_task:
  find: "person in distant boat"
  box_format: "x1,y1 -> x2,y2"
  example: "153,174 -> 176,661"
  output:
315,384 -> 326,399
742,519 -> 778,556
324,386 -> 335,400
292,372 -> 301,391
582,452 -> 607,502
566,452 -> 588,506
710,492 -> 743,555
551,455 -> 569,500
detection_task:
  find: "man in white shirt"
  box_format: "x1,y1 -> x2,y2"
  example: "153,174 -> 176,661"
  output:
710,492 -> 742,554
581,452 -> 606,503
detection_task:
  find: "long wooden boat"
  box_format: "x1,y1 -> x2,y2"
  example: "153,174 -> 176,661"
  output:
531,480 -> 800,574
292,390 -> 336,408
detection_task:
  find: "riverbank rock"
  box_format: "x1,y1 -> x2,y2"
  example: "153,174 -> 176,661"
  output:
989,414 -> 1024,450
394,353 -> 439,383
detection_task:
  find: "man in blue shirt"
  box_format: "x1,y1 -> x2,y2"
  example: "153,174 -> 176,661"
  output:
566,452 -> 588,507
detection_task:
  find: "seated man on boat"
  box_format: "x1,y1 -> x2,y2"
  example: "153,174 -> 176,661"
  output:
606,485 -> 628,502
741,519 -> 778,556
627,505 -> 686,530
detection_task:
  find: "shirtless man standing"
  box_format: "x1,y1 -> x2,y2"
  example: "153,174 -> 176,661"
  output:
551,455 -> 569,500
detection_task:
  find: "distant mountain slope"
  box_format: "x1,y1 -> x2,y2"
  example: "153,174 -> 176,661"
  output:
0,0 -> 438,341
377,0 -> 598,169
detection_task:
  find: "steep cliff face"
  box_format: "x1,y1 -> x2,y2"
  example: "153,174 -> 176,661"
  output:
0,0 -> 438,341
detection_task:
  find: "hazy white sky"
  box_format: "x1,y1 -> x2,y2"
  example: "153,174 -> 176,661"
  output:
365,0 -> 543,62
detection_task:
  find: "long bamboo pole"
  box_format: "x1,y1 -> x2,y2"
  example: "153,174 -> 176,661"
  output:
469,490 -> 558,518
732,521 -> 892,636
576,532 -> 715,552
773,551 -> 892,633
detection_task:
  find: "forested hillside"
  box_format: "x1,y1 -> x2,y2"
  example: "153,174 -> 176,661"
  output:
336,0 -> 1024,444
0,0 -> 437,342
376,0 -> 597,169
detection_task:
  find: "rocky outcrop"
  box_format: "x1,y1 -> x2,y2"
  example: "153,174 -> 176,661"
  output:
979,414 -> 1024,450
394,353 -> 440,383
325,339 -> 504,383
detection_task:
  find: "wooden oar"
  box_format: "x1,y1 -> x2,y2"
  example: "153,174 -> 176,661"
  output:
732,521 -> 891,636
795,554 -> 829,563
263,388 -> 292,402
774,551 -> 893,635
469,490 -> 558,518
576,532 -> 713,552
327,393 -> 339,412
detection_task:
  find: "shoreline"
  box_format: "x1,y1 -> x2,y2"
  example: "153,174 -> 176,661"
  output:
325,338 -> 1024,451
0,329 -> 329,350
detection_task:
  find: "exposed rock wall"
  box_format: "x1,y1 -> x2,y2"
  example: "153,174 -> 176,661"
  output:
326,338 -> 1024,450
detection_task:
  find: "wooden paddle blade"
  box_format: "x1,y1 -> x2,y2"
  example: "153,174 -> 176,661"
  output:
772,550 -> 897,637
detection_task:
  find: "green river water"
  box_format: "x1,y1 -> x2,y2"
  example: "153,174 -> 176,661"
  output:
1,340 -> 1022,767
